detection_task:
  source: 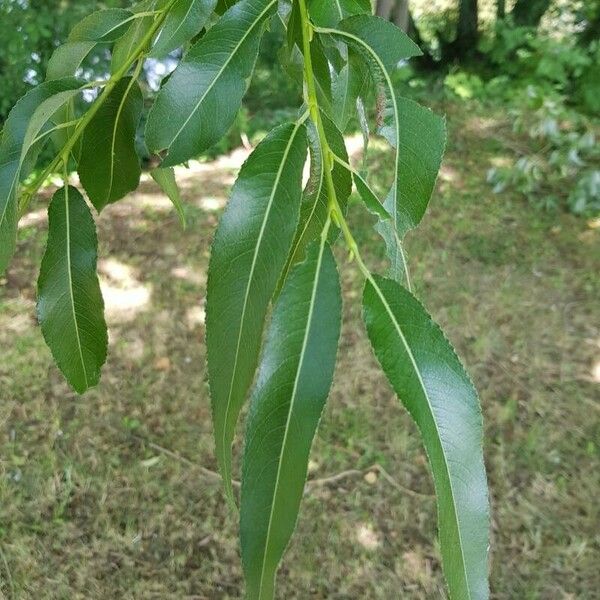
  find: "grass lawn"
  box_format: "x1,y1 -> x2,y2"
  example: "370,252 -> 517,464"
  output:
1,99 -> 598,599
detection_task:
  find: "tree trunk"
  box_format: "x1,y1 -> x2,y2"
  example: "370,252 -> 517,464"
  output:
375,0 -> 395,19
456,0 -> 478,58
511,0 -> 551,27
375,0 -> 411,33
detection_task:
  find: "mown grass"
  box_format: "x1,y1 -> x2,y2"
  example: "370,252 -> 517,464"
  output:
0,100 -> 598,599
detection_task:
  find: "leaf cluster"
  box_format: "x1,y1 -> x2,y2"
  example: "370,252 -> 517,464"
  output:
0,1 -> 490,598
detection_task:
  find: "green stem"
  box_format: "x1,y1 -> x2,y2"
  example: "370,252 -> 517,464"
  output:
19,0 -> 177,216
298,0 -> 368,271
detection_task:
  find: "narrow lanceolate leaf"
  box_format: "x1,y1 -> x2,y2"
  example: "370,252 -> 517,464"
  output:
150,167 -> 186,228
363,275 -> 489,600
150,0 -> 217,59
78,77 -> 143,212
68,8 -> 134,43
317,16 -> 445,281
280,113 -> 351,283
47,42 -> 96,79
206,121 -> 308,502
146,0 -> 277,166
308,0 -> 372,28
37,186 -> 108,394
376,95 -> 445,281
241,239 -> 341,600
0,78 -> 82,275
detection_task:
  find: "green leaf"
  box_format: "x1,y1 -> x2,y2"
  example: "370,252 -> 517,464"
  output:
316,16 -> 445,281
330,49 -> 370,132
146,0 -> 277,166
150,167 -> 186,228
206,121 -> 308,503
241,238 -> 341,600
150,0 -> 217,59
47,42 -> 96,79
280,112 -> 350,282
111,0 -> 157,73
352,171 -> 391,221
308,0 -> 372,28
68,8 -> 135,43
37,186 -> 108,394
0,79 -> 82,275
78,77 -> 143,212
363,275 -> 489,600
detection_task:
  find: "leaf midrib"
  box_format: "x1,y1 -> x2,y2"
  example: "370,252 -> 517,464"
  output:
257,229 -> 328,599
64,185 -> 90,389
368,275 -> 471,597
219,120 -> 305,492
163,0 -> 276,154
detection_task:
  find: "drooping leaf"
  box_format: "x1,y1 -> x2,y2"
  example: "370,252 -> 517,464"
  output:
363,275 -> 489,600
0,79 -> 82,275
375,95 -> 446,281
78,77 -> 143,212
280,112 -> 350,285
241,239 -> 341,600
37,186 -> 108,394
150,167 -> 186,228
316,16 -> 445,281
206,121 -> 308,503
68,8 -> 134,43
146,0 -> 277,166
150,0 -> 217,59
308,0 -> 372,28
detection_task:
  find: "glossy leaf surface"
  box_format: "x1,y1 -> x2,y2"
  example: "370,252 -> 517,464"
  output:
206,121 -> 307,502
308,0 -> 372,27
151,0 -> 217,58
37,186 -> 107,394
146,0 -> 277,166
363,275 -> 489,600
68,8 -> 134,43
241,239 -> 341,600
78,77 -> 143,212
0,78 -> 82,275
151,167 -> 187,228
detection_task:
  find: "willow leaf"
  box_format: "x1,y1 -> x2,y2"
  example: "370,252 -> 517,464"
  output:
78,77 -> 143,212
241,238 -> 341,600
352,171 -> 391,221
151,167 -> 186,228
0,79 -> 82,275
308,0 -> 372,28
150,0 -> 217,59
316,16 -> 445,282
37,186 -> 108,394
363,275 -> 489,600
206,121 -> 308,503
280,112 -> 350,284
68,8 -> 134,43
111,0 -> 157,73
146,0 -> 277,166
